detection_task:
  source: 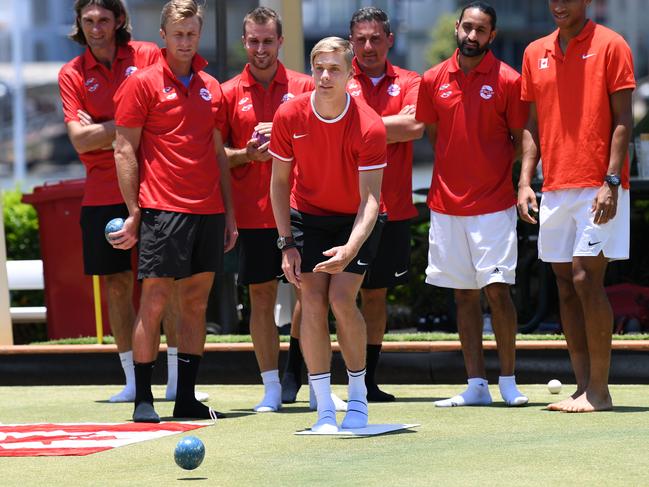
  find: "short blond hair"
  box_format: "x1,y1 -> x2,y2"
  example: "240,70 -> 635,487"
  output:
160,0 -> 204,31
310,37 -> 353,70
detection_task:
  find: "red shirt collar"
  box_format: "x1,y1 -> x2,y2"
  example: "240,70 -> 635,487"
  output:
448,48 -> 496,74
240,61 -> 289,88
543,19 -> 596,52
82,43 -> 132,69
351,57 -> 397,81
159,48 -> 208,79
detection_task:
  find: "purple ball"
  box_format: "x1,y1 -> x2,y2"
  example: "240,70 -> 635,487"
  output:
252,130 -> 269,145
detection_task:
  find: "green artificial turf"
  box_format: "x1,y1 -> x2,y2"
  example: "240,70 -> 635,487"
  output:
32,332 -> 649,346
1,384 -> 648,486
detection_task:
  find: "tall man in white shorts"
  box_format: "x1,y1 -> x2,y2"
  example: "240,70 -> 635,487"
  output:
270,37 -> 386,432
518,0 -> 635,412
416,1 -> 529,407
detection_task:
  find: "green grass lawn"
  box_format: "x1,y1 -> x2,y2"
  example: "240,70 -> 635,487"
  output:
1,384 -> 648,486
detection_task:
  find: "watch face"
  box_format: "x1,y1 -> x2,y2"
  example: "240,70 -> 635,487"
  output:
606,175 -> 621,186
276,237 -> 284,249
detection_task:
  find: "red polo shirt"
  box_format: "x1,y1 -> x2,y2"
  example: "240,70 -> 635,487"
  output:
114,50 -> 226,214
348,59 -> 420,221
221,62 -> 314,228
416,50 -> 528,216
269,92 -> 387,216
521,21 -> 635,191
58,41 -> 160,206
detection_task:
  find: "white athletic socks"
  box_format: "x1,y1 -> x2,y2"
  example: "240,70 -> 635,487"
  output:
254,369 -> 282,412
309,378 -> 348,411
165,347 -> 210,402
309,373 -> 338,433
341,369 -> 368,429
109,350 -> 135,403
498,375 -> 528,406
434,377 -> 493,407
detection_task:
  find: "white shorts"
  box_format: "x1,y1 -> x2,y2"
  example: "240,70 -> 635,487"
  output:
426,206 -> 517,290
538,187 -> 630,262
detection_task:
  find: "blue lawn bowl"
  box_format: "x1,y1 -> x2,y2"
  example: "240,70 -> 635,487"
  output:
104,217 -> 124,243
174,436 -> 205,471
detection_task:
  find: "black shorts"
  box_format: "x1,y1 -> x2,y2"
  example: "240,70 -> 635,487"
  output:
362,219 -> 412,289
290,209 -> 385,275
79,203 -> 132,276
237,228 -> 283,285
138,208 -> 225,280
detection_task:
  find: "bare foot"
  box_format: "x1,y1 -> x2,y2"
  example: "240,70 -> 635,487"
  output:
563,390 -> 613,413
546,389 -> 583,411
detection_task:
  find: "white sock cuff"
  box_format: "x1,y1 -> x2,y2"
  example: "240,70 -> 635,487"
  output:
498,375 -> 516,384
347,368 -> 366,379
310,372 -> 331,382
119,350 -> 133,367
467,377 -> 488,387
261,369 -> 280,385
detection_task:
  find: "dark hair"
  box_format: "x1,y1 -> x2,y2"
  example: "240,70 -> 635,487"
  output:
69,0 -> 132,46
459,1 -> 497,30
242,6 -> 283,38
349,7 -> 391,36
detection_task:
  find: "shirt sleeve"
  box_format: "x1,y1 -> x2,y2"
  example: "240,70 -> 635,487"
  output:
402,72 -> 421,107
358,118 -> 387,171
520,49 -> 535,102
58,67 -> 83,124
211,81 -> 227,132
113,74 -> 150,128
268,104 -> 294,162
505,75 -> 530,130
415,71 -> 438,125
606,37 -> 636,94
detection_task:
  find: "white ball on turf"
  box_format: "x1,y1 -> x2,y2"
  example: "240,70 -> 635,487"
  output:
547,379 -> 562,394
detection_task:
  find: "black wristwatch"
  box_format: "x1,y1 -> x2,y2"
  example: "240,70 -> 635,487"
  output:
277,235 -> 296,251
604,174 -> 621,187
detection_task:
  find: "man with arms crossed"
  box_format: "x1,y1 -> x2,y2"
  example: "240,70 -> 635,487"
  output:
348,6 -> 424,402
221,7 -> 313,412
518,0 -> 634,412
416,1 -> 529,407
59,0 -> 206,404
112,0 -> 237,422
270,37 -> 386,432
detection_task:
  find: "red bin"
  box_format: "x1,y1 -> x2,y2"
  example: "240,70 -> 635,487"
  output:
22,179 -> 112,339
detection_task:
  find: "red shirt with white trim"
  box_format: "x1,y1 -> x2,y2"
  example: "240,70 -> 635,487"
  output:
416,49 -> 529,216
521,21 -> 635,191
221,63 -> 314,228
58,41 -> 160,206
348,59 -> 420,221
114,50 -> 226,214
269,92 -> 387,216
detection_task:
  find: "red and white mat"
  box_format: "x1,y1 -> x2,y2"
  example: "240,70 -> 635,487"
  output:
0,422 -> 209,457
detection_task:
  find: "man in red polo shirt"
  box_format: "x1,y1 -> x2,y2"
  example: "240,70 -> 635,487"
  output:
59,0 -> 207,405
270,37 -> 386,432
416,1 -> 529,407
112,0 -> 236,423
348,7 -> 424,402
221,7 -> 314,413
518,0 -> 635,412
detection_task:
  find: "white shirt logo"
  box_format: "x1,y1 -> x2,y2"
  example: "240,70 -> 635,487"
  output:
199,88 -> 212,101
241,104 -> 253,112
125,66 -> 138,77
439,83 -> 450,91
85,77 -> 99,92
85,78 -> 96,87
582,53 -> 596,59
239,97 -> 250,105
348,82 -> 359,90
387,83 -> 401,97
293,133 -> 308,139
440,91 -> 452,99
539,58 -> 549,70
350,90 -> 361,97
479,84 -> 494,100
163,86 -> 176,100
281,93 -> 295,103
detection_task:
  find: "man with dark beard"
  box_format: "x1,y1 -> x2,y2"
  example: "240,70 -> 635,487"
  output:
416,2 -> 529,407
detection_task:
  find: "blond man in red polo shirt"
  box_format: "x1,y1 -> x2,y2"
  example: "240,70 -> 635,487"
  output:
348,7 -> 424,403
59,0 -> 208,405
112,0 -> 236,423
416,2 -> 529,407
270,37 -> 386,433
518,0 -> 635,413
221,7 -> 315,413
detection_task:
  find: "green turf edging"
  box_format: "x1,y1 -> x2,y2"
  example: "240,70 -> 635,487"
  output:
30,332 -> 649,346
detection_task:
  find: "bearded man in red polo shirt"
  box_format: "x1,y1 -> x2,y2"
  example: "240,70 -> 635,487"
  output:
348,7 -> 424,403
59,0 -> 209,405
112,0 -> 237,423
518,0 -> 635,413
270,37 -> 386,433
416,1 -> 529,407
